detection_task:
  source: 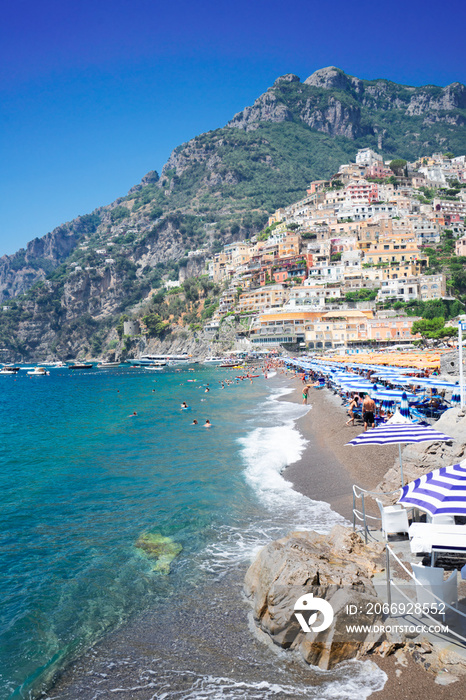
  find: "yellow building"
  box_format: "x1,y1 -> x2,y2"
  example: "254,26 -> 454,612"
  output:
237,286 -> 290,314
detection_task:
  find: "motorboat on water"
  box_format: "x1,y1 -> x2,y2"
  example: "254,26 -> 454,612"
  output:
68,363 -> 93,370
202,357 -> 226,365
97,361 -> 121,368
27,367 -> 50,376
0,365 -> 20,374
129,353 -> 194,366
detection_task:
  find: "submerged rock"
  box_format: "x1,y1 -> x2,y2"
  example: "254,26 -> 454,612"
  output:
135,532 -> 182,574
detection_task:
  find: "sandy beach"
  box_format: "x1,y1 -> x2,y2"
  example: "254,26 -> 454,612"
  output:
283,376 -> 466,700
284,380 -> 398,520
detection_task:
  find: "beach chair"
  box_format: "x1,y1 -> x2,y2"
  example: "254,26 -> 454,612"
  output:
376,499 -> 409,539
411,562 -> 457,620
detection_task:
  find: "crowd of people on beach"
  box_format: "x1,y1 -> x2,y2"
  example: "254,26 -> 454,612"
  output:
292,361 -> 448,432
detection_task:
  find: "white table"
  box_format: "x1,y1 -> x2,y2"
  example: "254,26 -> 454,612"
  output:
408,523 -> 466,565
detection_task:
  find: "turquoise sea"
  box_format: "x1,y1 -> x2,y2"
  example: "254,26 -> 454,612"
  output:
0,365 -> 386,699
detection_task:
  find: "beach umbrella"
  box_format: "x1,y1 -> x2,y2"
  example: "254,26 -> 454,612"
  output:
405,378 -> 457,390
451,386 -> 461,407
345,423 -> 453,486
397,461 -> 466,516
387,407 -> 412,424
400,391 -> 410,419
371,389 -> 418,403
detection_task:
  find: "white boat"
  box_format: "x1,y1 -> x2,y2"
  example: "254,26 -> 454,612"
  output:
0,366 -> 20,374
202,357 -> 225,365
97,361 -> 121,368
27,367 -> 50,376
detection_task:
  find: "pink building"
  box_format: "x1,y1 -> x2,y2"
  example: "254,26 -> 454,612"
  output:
366,162 -> 393,179
345,179 -> 379,204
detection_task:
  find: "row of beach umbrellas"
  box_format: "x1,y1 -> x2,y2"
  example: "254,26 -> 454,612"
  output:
287,357 -> 466,518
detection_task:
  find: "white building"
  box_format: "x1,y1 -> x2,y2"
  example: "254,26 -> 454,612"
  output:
355,148 -> 383,167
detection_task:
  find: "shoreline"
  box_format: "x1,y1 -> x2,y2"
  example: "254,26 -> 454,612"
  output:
280,373 -> 465,699
282,378 -> 398,521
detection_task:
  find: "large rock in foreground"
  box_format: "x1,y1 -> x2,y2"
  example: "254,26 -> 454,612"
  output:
244,525 -> 388,669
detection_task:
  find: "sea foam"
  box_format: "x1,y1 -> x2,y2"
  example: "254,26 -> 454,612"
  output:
239,388 -> 346,532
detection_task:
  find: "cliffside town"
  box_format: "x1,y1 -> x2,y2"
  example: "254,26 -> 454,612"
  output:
194,149 -> 466,352
1,68 -> 466,360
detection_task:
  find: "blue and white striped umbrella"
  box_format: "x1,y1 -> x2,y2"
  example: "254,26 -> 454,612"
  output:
346,423 -> 453,485
400,391 -> 410,419
371,389 -> 418,403
398,461 -> 466,516
451,387 -> 461,406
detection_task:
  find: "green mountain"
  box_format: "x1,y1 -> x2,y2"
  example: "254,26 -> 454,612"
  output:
1,67 -> 465,359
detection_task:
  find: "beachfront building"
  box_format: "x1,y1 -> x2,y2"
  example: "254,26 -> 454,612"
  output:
305,310 -> 372,349
250,309 -> 323,346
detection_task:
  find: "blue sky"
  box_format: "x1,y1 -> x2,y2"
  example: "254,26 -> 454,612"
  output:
1,0 -> 465,255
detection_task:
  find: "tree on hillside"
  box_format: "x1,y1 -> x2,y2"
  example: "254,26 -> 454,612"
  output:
389,159 -> 407,176
142,313 -> 170,338
411,317 -> 457,345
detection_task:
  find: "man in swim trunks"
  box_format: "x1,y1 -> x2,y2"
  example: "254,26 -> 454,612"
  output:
362,395 -> 376,431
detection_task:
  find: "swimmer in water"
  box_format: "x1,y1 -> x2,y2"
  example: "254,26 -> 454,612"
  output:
181,401 -> 188,409
203,419 -> 212,428
191,419 -> 198,425
129,411 -> 137,417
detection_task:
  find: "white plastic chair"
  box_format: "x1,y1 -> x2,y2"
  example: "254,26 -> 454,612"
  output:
411,562 -> 457,620
376,498 -> 409,539
426,514 -> 455,525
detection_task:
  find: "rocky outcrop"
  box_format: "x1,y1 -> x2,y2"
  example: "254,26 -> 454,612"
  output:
229,68 -> 466,137
245,525 -> 391,669
304,66 -> 362,92
246,523 -> 466,682
0,223 -> 82,300
227,90 -> 294,130
300,96 -> 364,138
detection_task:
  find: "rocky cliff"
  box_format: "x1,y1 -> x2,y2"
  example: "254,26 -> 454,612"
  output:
1,68 -> 465,358
229,66 -> 466,139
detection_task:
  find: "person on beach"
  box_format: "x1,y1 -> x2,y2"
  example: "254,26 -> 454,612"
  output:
362,395 -> 376,431
345,395 -> 360,426
203,419 -> 212,428
302,384 -> 310,404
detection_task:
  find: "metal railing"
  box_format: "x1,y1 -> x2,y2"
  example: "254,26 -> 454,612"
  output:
386,543 -> 466,645
352,483 -> 402,543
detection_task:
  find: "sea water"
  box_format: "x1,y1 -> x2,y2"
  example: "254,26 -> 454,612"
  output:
0,366 -> 386,699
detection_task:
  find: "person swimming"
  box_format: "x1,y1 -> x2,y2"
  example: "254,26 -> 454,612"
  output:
181,401 -> 188,409
191,419 -> 198,425
129,411 -> 137,417
203,419 -> 211,428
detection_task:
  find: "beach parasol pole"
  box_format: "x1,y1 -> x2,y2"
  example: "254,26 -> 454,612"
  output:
460,319 -> 465,409
398,443 -> 404,486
